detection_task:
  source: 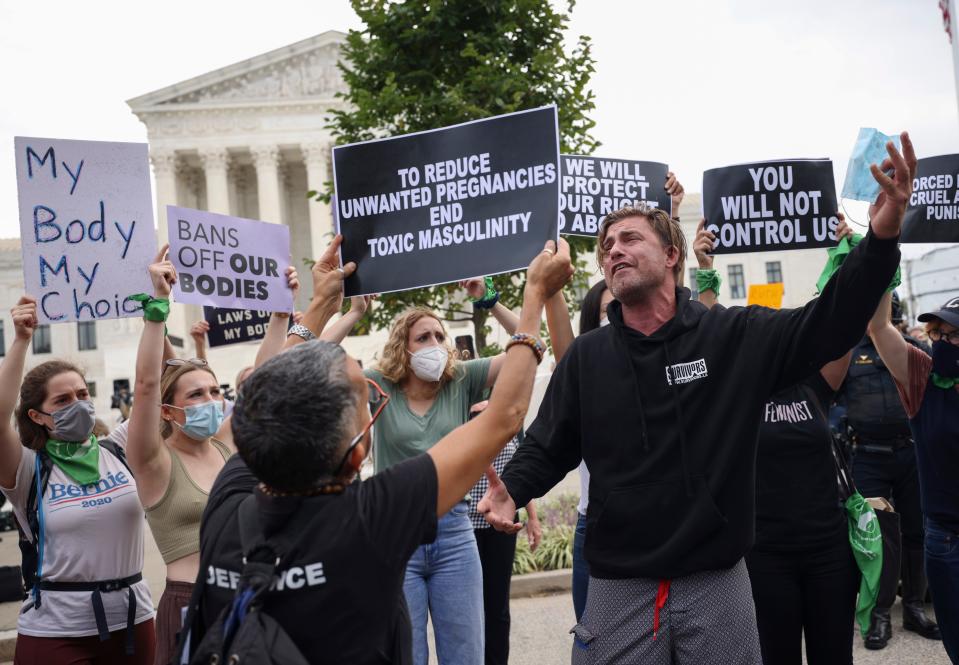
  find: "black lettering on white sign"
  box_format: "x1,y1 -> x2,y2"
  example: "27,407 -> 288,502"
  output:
702,159 -> 839,255
333,106 -> 560,296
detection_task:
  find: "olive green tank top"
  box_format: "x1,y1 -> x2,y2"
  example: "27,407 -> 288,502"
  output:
145,439 -> 232,564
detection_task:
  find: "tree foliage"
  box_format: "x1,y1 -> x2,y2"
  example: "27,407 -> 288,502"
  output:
323,0 -> 599,350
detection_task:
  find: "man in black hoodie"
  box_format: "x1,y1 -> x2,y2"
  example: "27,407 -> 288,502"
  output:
479,133 -> 915,664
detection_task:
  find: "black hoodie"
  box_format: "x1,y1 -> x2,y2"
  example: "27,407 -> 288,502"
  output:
501,231 -> 900,579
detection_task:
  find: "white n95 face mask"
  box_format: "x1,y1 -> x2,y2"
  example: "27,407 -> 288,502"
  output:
409,346 -> 449,382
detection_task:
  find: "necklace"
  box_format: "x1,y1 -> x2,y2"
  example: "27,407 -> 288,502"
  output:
258,481 -> 345,497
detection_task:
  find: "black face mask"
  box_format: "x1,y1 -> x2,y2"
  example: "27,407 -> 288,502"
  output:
932,340 -> 959,379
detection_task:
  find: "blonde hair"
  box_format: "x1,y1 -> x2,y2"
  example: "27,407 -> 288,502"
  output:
597,205 -> 687,283
159,363 -> 218,439
375,308 -> 458,386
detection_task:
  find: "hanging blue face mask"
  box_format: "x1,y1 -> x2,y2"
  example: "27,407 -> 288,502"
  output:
841,128 -> 901,203
167,400 -> 224,441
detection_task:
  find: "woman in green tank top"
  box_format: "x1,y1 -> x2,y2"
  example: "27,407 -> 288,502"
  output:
125,246 -> 298,665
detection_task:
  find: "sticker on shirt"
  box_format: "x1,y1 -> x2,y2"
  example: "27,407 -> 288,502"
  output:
664,358 -> 708,385
47,470 -> 136,513
764,399 -> 815,424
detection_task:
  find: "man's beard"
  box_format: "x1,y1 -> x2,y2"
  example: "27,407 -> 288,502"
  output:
609,268 -> 664,306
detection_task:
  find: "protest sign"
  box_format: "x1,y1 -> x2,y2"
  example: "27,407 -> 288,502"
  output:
560,156 -> 669,236
203,307 -> 281,347
168,206 -> 293,312
333,106 -> 560,296
902,154 -> 959,243
14,137 -> 157,323
747,283 -> 784,309
703,159 -> 839,255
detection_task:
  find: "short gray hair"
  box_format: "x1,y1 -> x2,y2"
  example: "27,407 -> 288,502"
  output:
233,341 -> 358,492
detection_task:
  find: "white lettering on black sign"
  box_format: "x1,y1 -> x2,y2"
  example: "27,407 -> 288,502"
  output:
702,159 -> 839,254
902,154 -> 959,243
559,156 -> 670,236
333,106 -> 560,296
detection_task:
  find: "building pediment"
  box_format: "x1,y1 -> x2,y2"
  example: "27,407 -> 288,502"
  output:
127,31 -> 347,112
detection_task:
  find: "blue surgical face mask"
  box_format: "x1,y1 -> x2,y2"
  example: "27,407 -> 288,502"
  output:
841,127 -> 902,203
166,400 -> 224,441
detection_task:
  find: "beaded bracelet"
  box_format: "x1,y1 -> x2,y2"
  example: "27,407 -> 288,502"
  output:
505,333 -> 546,365
695,269 -> 721,296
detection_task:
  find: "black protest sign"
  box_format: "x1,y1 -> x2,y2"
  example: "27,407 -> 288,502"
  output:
203,307 -> 280,347
703,159 -> 840,255
333,106 -> 560,297
560,156 -> 669,237
902,154 -> 959,243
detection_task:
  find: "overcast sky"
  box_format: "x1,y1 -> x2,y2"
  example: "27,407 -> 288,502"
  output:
2,0 -> 956,258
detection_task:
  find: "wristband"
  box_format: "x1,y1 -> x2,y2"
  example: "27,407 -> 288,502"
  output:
505,333 -> 546,365
815,234 -> 902,294
128,294 -> 170,323
695,269 -> 721,296
470,276 -> 499,310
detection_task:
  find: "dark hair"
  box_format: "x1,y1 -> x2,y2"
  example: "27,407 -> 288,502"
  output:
15,360 -> 86,451
232,341 -> 357,492
579,280 -> 610,335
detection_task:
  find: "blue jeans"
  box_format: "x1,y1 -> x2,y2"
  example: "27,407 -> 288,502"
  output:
925,519 -> 959,663
404,501 -> 484,665
572,512 -> 589,621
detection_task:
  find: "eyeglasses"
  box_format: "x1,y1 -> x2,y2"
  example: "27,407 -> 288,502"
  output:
334,379 -> 390,478
928,329 -> 959,345
165,358 -> 209,368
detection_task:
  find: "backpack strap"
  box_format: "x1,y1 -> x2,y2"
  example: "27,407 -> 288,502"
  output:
19,451 -> 53,606
99,438 -> 134,478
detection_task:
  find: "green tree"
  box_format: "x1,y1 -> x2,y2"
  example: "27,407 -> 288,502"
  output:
322,0 -> 599,351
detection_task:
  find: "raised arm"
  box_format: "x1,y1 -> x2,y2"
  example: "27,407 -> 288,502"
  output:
319,295 -> 370,343
545,290 -> 575,362
254,266 -> 301,367
284,235 -> 355,351
189,320 -> 209,361
126,246 -> 177,502
428,240 -> 573,516
0,297 -> 38,487
758,133 -> 914,393
867,290 -> 910,386
693,219 -> 718,309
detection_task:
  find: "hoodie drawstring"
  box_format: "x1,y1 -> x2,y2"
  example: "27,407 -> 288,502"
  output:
663,342 -> 695,497
653,579 -> 671,640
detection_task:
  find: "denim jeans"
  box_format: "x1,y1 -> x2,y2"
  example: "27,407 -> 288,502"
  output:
572,512 -> 589,622
925,518 -> 959,663
404,501 -> 484,665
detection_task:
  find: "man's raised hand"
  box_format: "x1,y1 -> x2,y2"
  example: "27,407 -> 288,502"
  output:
868,132 -> 917,240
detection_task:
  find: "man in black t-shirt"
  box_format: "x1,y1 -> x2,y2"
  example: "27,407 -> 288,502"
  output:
175,236 -> 574,664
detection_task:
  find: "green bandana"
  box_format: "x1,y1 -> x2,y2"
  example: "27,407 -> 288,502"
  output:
128,294 -> 170,323
695,268 -> 722,295
816,234 -> 901,295
45,435 -> 100,486
931,373 -> 959,390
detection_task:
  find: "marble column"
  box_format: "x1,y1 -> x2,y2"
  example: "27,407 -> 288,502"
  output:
200,148 -> 231,214
149,150 -> 178,243
251,145 -> 283,224
302,142 -> 334,258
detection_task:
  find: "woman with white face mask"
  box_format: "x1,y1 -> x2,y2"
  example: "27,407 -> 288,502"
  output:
125,246 -> 299,665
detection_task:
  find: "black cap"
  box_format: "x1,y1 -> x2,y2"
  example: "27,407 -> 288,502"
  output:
918,296 -> 959,329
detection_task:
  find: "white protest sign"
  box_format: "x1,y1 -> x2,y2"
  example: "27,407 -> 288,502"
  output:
14,137 -> 157,323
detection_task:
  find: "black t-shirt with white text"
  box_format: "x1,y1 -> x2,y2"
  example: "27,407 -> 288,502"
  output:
754,373 -> 846,551
193,453 -> 438,664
